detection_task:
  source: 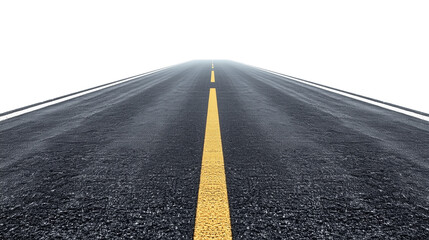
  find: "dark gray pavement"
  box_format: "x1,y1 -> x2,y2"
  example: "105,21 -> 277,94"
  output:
1,60 -> 429,239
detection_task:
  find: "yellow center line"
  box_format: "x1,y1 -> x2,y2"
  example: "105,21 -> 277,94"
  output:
212,63 -> 214,69
194,88 -> 232,240
211,70 -> 215,83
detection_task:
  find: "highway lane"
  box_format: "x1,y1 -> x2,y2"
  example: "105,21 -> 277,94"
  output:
216,61 -> 429,239
0,61 -> 211,238
1,60 -> 429,239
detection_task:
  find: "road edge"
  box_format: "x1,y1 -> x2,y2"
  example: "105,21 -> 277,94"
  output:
242,63 -> 429,122
0,64 -> 176,122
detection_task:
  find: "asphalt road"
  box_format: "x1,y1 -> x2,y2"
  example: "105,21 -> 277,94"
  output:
1,60 -> 429,239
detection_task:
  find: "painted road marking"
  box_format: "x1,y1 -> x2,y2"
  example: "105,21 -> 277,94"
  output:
212,63 -> 214,69
252,66 -> 429,122
211,70 -> 215,83
0,66 -> 173,122
194,88 -> 232,239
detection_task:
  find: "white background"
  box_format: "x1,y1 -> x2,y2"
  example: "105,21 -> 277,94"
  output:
1,0 -> 428,114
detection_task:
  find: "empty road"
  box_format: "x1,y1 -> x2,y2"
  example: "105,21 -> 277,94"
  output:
1,60 -> 429,239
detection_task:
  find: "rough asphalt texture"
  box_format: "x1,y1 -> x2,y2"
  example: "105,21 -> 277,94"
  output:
1,60 -> 429,239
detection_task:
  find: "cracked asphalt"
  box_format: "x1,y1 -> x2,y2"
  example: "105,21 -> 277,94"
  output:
1,60 -> 429,239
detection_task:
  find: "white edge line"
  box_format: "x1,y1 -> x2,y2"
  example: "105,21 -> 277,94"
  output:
254,66 -> 429,122
0,67 -> 169,122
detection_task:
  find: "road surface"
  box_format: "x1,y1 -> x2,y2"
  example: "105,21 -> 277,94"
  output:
1,60 -> 429,239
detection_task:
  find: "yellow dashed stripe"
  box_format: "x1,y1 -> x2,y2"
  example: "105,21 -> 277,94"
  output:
211,70 -> 215,82
194,88 -> 232,239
